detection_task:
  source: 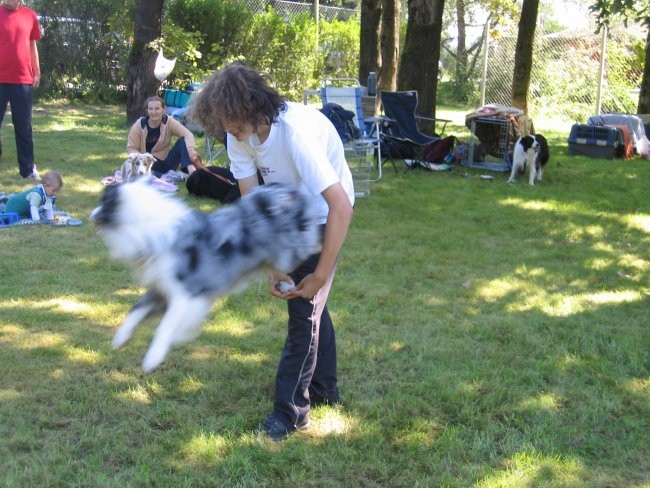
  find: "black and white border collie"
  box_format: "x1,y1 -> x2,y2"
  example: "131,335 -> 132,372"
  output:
90,178 -> 322,372
508,134 -> 550,186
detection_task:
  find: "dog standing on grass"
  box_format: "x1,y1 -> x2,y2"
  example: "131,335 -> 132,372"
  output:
120,152 -> 156,181
90,178 -> 322,373
508,134 -> 550,186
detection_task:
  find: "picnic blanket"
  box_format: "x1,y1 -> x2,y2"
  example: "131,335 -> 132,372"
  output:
0,190 -> 83,228
100,170 -> 180,192
0,210 -> 83,229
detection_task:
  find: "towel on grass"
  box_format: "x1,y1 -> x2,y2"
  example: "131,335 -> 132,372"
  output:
0,210 -> 83,229
100,170 -> 179,192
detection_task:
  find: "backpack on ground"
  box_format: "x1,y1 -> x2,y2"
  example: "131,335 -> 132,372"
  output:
423,135 -> 458,163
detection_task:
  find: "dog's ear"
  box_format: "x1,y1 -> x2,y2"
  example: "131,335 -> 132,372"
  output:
145,154 -> 156,165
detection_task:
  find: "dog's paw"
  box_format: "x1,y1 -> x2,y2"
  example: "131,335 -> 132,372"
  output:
112,326 -> 134,350
141,343 -> 170,373
171,324 -> 203,346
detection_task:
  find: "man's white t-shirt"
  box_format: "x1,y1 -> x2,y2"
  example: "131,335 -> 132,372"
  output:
228,102 -> 355,223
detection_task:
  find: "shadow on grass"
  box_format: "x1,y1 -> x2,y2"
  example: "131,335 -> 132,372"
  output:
0,105 -> 647,486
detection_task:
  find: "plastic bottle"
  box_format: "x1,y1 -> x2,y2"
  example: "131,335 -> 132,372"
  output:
367,71 -> 377,96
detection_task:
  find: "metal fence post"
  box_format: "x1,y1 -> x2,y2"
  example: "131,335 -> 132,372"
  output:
312,0 -> 319,48
596,25 -> 607,115
480,18 -> 490,107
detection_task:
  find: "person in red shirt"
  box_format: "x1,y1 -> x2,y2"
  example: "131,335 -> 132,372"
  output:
0,0 -> 41,180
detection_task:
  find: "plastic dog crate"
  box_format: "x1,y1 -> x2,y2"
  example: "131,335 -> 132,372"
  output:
567,124 -> 619,159
0,212 -> 20,227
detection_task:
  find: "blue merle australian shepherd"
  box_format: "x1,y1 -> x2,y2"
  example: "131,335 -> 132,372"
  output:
90,178 -> 321,372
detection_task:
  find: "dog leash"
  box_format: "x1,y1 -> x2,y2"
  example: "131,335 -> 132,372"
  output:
194,156 -> 237,186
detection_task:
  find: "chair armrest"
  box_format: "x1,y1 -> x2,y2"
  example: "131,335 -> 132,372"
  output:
415,114 -> 451,135
414,114 -> 451,122
377,116 -> 398,136
363,116 -> 383,138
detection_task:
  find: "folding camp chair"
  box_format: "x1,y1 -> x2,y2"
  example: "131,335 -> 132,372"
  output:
321,78 -> 382,181
379,90 -> 450,170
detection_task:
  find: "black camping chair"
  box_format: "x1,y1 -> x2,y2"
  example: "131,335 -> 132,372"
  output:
379,90 -> 450,170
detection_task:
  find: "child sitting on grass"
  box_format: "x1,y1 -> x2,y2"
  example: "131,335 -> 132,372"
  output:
5,171 -> 63,221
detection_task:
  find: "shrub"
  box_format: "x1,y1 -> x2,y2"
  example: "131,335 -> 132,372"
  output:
33,0 -> 131,102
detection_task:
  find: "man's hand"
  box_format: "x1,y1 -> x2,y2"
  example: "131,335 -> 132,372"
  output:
268,272 -> 295,299
268,271 -> 326,300
291,273 -> 326,300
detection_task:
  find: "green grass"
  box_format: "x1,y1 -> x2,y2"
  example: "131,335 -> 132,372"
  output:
1,102 -> 648,487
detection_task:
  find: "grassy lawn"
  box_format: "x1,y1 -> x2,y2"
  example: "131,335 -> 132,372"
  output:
0,102 -> 648,487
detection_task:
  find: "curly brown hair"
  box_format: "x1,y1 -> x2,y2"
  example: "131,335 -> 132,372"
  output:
188,62 -> 286,138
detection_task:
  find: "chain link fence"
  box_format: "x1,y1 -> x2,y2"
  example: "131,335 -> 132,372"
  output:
246,0 -> 358,21
442,1 -> 645,122
257,0 -> 644,122
28,0 -> 645,122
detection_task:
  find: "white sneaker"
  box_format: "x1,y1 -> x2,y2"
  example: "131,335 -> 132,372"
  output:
23,164 -> 40,180
162,170 -> 187,183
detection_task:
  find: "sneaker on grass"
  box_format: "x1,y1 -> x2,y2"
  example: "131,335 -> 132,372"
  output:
255,412 -> 310,442
23,165 -> 40,181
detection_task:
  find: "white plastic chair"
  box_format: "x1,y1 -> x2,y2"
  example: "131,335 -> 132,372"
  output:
320,78 -> 382,181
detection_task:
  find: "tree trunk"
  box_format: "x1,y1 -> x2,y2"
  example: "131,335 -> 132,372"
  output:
126,0 -> 164,125
359,0 -> 382,85
511,0 -> 539,114
637,25 -> 650,113
398,0 -> 445,122
379,0 -> 399,93
454,0 -> 471,102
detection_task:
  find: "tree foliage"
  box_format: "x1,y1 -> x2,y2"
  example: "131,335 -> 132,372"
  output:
589,0 -> 650,112
161,1 -> 359,101
590,0 -> 649,27
166,0 -> 252,75
441,0 -> 518,103
32,0 -> 131,101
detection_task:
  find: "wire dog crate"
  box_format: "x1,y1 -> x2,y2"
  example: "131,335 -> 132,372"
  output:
345,141 -> 375,197
461,116 -> 513,172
